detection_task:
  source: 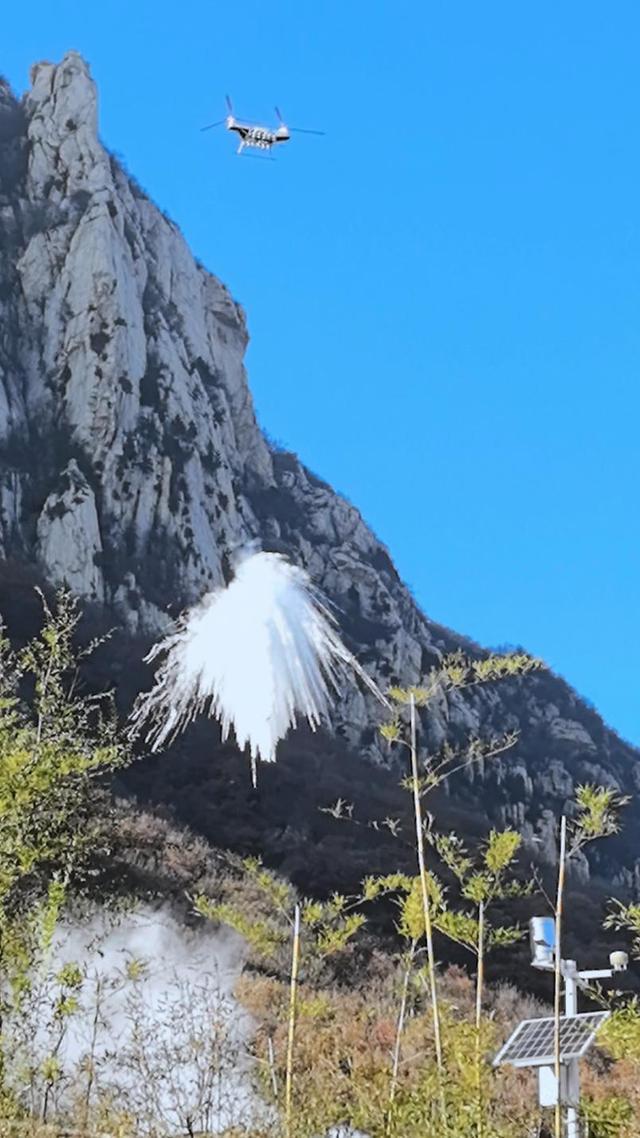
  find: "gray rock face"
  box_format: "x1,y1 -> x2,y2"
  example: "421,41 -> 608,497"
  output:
36,459 -> 104,600
1,55 -> 639,884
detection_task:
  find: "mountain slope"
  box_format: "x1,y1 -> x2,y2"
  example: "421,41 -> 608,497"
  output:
1,53 -> 638,894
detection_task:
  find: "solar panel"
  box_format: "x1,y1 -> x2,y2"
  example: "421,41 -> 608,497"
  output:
493,1012 -> 610,1069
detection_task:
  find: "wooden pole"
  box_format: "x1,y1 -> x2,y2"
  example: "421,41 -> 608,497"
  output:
554,816 -> 567,1138
389,942 -> 415,1111
285,904 -> 301,1138
409,694 -> 447,1129
476,898 -> 485,1137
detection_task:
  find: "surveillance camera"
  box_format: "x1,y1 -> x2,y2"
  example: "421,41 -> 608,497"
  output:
609,950 -> 629,973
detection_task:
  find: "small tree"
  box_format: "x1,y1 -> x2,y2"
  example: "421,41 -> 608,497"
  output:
428,827 -> 529,1136
429,829 -> 527,1018
378,649 -> 542,1127
361,833 -> 526,1138
0,589 -> 129,1089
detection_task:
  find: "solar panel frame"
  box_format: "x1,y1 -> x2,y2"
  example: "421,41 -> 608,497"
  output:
493,1011 -> 610,1069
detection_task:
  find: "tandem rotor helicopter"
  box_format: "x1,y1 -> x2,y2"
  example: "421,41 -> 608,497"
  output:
201,95 -> 324,158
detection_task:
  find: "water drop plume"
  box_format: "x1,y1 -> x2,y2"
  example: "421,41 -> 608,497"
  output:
129,550 -> 388,785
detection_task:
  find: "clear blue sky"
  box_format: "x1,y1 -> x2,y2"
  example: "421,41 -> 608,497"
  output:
3,2 -> 639,743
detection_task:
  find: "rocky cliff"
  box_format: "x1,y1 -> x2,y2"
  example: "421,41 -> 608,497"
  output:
1,54 -> 638,892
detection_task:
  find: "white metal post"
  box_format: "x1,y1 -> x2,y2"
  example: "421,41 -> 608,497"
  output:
563,960 -> 579,1138
564,961 -> 578,1015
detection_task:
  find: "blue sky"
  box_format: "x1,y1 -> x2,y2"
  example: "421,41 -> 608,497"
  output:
3,2 -> 639,743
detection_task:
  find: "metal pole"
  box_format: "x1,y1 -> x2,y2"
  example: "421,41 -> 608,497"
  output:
564,960 -> 579,1138
564,961 -> 578,1015
566,1073 -> 579,1138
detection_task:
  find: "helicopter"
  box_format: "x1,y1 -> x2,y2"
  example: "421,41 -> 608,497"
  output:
201,96 -> 324,157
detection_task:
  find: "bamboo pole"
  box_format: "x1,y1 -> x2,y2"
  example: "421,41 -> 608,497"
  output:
475,898 -> 485,1137
267,1034 -> 279,1100
475,900 -> 485,1032
554,816 -> 567,1138
409,693 -> 447,1129
284,904 -> 301,1138
389,942 -> 415,1114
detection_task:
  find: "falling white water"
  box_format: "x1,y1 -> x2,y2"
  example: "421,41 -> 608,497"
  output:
130,549 -> 387,782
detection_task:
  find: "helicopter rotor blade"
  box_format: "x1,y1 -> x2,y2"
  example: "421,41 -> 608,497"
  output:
201,120 -> 226,131
276,104 -> 325,134
225,94 -> 234,114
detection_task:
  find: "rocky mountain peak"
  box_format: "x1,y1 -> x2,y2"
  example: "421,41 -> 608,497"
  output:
26,53 -> 103,198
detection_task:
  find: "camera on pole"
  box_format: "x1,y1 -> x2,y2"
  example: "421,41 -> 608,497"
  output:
494,916 -> 630,1137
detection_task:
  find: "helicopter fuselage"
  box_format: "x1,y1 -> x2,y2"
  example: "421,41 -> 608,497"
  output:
226,116 -> 290,152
